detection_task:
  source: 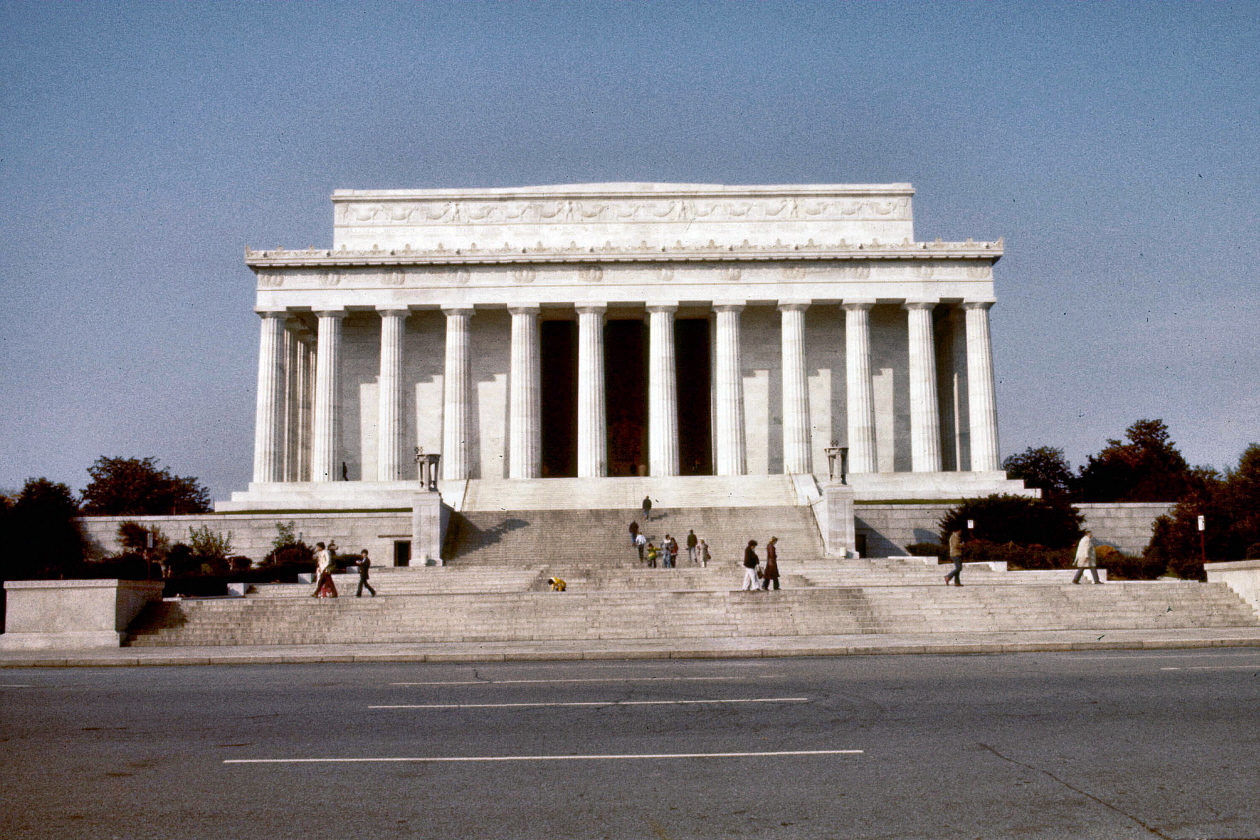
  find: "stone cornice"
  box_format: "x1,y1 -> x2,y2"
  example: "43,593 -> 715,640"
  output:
245,238 -> 1003,269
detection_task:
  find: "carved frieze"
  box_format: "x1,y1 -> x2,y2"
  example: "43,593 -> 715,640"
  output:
336,196 -> 912,227
382,270 -> 405,286
578,266 -> 603,284
318,271 -> 341,288
259,272 -> 284,288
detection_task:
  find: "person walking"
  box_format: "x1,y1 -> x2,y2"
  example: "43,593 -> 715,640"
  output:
646,541 -> 659,568
667,535 -> 679,568
699,538 -> 711,568
944,529 -> 964,587
741,540 -> 761,591
686,530 -> 699,564
629,520 -> 639,546
634,531 -> 648,563
642,495 -> 653,521
1072,530 -> 1102,584
311,542 -> 338,598
354,549 -> 376,597
761,536 -> 781,590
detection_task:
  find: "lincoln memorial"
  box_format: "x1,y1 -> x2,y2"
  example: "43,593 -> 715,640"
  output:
219,182 -> 1028,558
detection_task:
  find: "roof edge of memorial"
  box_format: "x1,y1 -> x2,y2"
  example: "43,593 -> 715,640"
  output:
331,182 -> 917,201
245,237 -> 1003,268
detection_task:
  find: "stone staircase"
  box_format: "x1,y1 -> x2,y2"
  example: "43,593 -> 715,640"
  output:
443,505 -> 824,566
125,558 -> 1260,647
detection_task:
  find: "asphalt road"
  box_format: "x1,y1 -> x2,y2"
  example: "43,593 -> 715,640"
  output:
1,649 -> 1258,840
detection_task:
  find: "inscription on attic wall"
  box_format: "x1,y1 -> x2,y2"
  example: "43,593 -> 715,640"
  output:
335,196 -> 913,226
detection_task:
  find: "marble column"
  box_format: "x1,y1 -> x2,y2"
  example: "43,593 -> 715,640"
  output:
282,322 -> 302,482
646,304 -> 679,476
843,301 -> 878,474
576,304 -> 608,478
713,303 -> 746,476
297,336 -> 314,481
964,301 -> 1001,471
376,307 -> 408,481
311,310 -> 346,482
252,311 -> 287,483
904,301 -> 942,473
442,307 -> 474,481
779,302 -> 811,474
508,305 -> 541,479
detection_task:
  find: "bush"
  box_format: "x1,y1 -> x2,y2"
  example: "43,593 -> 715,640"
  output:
906,542 -> 946,560
160,560 -> 317,598
940,494 -> 1084,549
961,539 -> 1074,570
1098,549 -> 1165,581
1247,543 -> 1260,560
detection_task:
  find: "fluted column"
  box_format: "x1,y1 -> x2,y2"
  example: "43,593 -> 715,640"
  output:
964,301 -> 1001,471
311,310 -> 346,482
843,301 -> 878,474
442,307 -> 474,480
576,304 -> 608,477
646,304 -> 679,476
508,306 -> 541,479
904,301 -> 942,472
779,302 -> 811,474
376,307 -> 408,481
252,311 -> 287,483
297,336 -> 314,481
281,322 -> 302,482
713,303 -> 746,476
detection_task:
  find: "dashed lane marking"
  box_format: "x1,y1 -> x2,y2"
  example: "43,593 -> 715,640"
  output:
226,749 -> 862,765
391,676 -> 784,686
1160,665 -> 1260,671
369,697 -> 809,709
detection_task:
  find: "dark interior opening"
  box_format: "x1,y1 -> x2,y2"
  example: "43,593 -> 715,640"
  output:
604,319 -> 648,476
675,318 -> 713,476
540,320 -> 578,477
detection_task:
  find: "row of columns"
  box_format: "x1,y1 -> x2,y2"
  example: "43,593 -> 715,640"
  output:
252,300 -> 1002,484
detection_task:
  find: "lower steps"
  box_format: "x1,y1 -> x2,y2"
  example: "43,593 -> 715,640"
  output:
126,580 -> 1260,647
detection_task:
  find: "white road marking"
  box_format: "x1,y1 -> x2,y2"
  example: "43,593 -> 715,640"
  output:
391,676 -> 783,686
370,697 -> 809,709
226,749 -> 862,765
1068,653 -> 1260,661
1160,665 -> 1260,671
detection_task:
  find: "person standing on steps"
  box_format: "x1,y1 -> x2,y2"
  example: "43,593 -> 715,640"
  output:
944,529 -> 964,587
312,542 -> 338,598
355,549 -> 376,597
686,530 -> 699,564
646,541 -> 659,568
642,495 -> 653,521
634,531 -> 647,563
742,540 -> 761,591
761,536 -> 781,590
1072,530 -> 1102,584
629,520 -> 639,546
699,538 -> 711,567
668,534 -> 680,568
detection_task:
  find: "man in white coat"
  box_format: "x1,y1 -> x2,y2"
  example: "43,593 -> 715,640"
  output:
1072,531 -> 1102,584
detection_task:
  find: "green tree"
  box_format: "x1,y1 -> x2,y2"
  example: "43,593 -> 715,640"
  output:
1002,446 -> 1073,498
187,525 -> 234,575
1076,419 -> 1198,502
80,456 -> 211,516
2,478 -> 85,580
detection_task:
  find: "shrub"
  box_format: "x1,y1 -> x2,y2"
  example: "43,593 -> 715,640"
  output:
1247,543 -> 1260,560
961,539 -> 1074,570
1099,550 -> 1165,581
906,542 -> 946,560
940,494 -> 1084,549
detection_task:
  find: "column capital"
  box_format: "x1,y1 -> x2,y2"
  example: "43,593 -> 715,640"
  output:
645,302 -> 679,314
376,305 -> 411,317
508,305 -> 540,317
313,309 -> 347,320
841,299 -> 877,312
712,301 -> 745,313
441,305 -> 476,317
777,301 -> 811,313
575,303 -> 608,315
255,308 -> 288,319
961,299 -> 996,311
902,299 -> 939,312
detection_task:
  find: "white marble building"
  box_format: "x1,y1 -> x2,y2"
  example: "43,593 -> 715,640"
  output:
222,182 -> 1027,514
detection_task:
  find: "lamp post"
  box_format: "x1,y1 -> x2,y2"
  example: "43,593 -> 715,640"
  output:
1198,514 -> 1206,565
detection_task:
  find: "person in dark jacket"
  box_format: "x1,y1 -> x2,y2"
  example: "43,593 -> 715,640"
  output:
761,536 -> 780,590
355,549 -> 376,597
742,540 -> 760,591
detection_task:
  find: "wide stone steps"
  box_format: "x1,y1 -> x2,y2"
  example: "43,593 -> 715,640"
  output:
461,476 -> 799,512
127,582 -> 1259,647
444,506 -> 824,565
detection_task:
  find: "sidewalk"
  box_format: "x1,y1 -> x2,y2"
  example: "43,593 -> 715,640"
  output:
3,627 -> 1259,668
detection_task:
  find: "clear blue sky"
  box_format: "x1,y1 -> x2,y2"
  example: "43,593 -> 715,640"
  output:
1,1 -> 1256,500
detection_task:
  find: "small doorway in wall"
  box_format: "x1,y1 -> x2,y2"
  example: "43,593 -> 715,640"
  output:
393,540 -> 411,567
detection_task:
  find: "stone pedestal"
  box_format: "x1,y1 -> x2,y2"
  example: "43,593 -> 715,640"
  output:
411,492 -> 445,566
822,482 -> 857,559
0,579 -> 166,650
